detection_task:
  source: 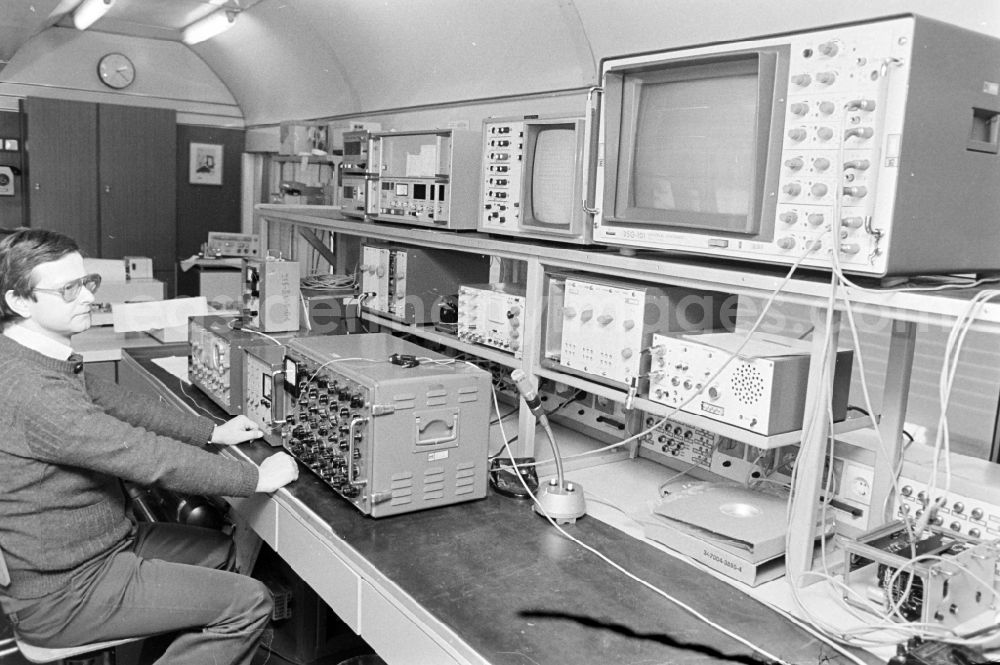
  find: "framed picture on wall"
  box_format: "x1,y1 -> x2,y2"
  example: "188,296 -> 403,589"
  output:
189,142 -> 223,185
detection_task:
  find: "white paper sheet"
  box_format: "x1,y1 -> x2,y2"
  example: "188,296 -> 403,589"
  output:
151,355 -> 190,383
112,297 -> 208,333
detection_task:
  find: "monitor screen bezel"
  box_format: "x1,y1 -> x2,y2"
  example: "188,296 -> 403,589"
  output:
602,46 -> 788,238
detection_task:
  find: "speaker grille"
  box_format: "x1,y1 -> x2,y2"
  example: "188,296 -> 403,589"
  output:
731,363 -> 764,405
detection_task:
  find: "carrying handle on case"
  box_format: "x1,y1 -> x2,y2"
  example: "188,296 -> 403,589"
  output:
414,413 -> 459,446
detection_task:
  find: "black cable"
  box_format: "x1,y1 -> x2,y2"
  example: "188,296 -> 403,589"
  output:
490,407 -> 518,425
847,405 -> 914,443
543,389 -> 585,417
487,435 -> 518,459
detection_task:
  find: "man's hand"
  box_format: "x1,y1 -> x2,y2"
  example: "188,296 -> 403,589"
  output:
255,452 -> 299,493
210,415 -> 264,446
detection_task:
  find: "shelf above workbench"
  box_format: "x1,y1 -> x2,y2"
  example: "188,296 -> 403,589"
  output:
257,204 -> 1000,332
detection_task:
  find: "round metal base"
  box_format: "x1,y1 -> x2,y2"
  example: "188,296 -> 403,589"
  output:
533,479 -> 587,524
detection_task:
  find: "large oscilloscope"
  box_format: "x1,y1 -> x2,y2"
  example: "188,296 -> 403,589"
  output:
593,15 -> 1000,276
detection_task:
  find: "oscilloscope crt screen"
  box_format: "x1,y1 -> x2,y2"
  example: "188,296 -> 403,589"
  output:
524,124 -> 578,229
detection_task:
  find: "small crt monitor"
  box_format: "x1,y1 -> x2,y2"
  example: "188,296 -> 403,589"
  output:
480,115 -> 597,245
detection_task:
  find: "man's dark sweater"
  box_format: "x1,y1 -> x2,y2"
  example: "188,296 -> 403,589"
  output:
0,334 -> 258,604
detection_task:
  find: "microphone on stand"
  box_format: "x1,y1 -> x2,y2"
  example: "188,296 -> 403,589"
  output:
511,369 -> 548,426
510,369 -> 586,524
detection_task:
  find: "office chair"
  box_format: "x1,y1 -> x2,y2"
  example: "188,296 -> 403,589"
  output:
0,546 -> 143,664
13,635 -> 142,664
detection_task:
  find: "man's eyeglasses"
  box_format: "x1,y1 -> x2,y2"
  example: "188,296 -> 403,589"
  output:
32,274 -> 102,302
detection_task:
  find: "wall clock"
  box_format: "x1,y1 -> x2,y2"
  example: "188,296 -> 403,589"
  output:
97,53 -> 135,89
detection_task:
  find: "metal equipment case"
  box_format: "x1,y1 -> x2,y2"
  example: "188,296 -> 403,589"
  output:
242,257 -> 300,332
189,315 -> 277,415
281,334 -> 492,517
359,243 -> 489,325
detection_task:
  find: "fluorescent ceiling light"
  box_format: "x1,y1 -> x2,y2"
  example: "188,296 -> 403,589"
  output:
72,0 -> 115,30
181,9 -> 237,45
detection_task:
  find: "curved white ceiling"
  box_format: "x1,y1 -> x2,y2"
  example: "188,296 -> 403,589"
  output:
195,0 -> 598,125
1,0 -> 997,128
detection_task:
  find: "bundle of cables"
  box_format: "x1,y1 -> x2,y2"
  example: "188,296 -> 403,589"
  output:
301,272 -> 356,291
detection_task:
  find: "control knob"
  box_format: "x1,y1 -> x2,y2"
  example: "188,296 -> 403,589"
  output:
817,40 -> 839,57
847,99 -> 876,112
845,127 -> 874,140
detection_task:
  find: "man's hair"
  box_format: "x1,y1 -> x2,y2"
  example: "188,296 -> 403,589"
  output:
0,228 -> 80,325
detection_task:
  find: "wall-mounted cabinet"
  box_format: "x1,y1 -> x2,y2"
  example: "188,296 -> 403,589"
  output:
24,98 -> 99,254
24,97 -> 176,286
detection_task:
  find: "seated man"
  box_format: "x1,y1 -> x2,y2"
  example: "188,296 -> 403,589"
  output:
0,228 -> 299,665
